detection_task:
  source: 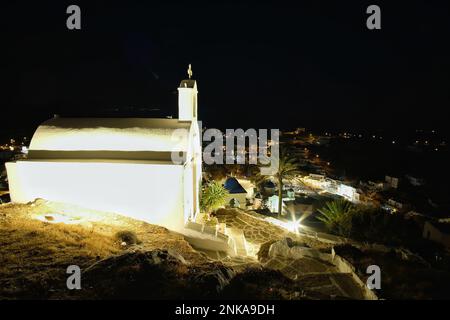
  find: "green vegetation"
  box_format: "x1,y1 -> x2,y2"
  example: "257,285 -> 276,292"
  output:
317,198 -> 354,236
318,199 -> 424,248
344,207 -> 423,247
200,181 -> 229,215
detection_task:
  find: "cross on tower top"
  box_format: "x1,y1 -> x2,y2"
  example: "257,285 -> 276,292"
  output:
187,64 -> 193,79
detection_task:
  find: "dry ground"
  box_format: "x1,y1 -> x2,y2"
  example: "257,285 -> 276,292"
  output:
0,201 -> 371,300
0,199 -> 206,299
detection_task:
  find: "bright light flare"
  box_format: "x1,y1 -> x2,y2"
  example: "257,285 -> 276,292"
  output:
286,218 -> 303,234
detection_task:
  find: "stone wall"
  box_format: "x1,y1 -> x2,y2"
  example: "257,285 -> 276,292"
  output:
331,247 -> 378,300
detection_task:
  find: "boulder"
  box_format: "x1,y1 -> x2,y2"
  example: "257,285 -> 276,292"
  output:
82,249 -> 191,299
190,263 -> 236,296
81,249 -> 235,299
268,237 -> 325,260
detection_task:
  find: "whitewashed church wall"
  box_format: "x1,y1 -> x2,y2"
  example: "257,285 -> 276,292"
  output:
6,161 -> 186,230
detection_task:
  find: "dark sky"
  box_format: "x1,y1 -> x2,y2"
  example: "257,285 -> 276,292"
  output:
1,0 -> 450,139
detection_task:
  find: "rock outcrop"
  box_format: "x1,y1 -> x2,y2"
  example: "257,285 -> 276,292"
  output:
81,249 -> 236,299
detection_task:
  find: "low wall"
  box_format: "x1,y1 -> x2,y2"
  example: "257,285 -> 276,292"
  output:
184,234 -> 231,253
241,209 -> 353,245
266,238 -> 378,300
331,247 -> 378,300
183,221 -> 233,254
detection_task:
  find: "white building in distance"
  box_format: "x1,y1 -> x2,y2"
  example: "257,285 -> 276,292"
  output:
6,75 -> 202,231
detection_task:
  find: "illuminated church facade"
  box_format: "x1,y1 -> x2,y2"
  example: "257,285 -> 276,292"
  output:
6,75 -> 202,231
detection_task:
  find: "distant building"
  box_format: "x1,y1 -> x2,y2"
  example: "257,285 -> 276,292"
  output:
423,221 -> 450,248
267,194 -> 314,218
266,195 -> 284,214
385,176 -> 399,189
405,175 -> 424,187
387,199 -> 404,210
336,184 -> 360,203
252,192 -> 263,210
303,174 -> 360,203
286,188 -> 295,200
381,198 -> 406,214
263,180 -> 277,194
223,177 -> 248,209
366,180 -> 385,191
236,178 -> 256,200
303,174 -> 327,189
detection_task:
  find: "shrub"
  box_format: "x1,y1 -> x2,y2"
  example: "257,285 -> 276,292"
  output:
203,216 -> 219,226
317,199 -> 354,236
319,202 -> 423,248
114,230 -> 140,245
347,207 -> 422,247
200,181 -> 229,215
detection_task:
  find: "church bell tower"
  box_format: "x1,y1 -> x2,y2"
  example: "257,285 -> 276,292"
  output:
178,64 -> 198,121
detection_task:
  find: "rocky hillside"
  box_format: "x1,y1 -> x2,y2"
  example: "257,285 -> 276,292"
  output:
0,200 -> 365,300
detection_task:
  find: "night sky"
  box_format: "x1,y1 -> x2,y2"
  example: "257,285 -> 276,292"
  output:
2,0 -> 450,139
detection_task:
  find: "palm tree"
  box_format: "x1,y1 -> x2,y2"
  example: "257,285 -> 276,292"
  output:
250,165 -> 268,192
258,146 -> 302,218
317,199 -> 354,235
200,181 -> 229,217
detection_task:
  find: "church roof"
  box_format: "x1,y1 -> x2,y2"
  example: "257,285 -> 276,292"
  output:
224,177 -> 247,194
264,180 -> 276,188
29,117 -> 191,154
25,117 -> 193,164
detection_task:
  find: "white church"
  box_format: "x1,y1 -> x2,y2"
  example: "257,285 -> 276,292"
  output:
6,71 -> 202,231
